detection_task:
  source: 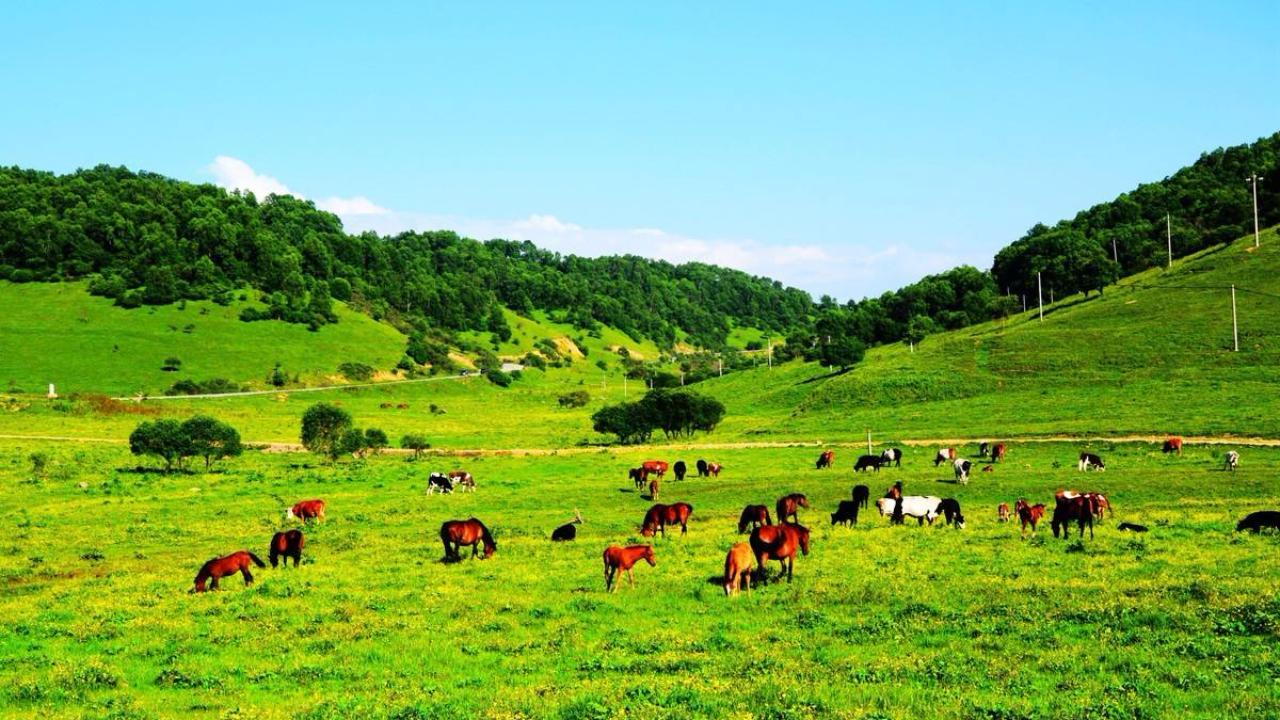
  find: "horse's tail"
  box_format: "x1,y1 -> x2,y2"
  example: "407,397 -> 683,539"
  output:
247,552 -> 267,568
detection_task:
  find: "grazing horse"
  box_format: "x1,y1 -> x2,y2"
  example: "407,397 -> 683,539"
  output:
997,502 -> 1011,522
696,459 -> 710,477
642,460 -> 669,478
991,443 -> 1007,463
934,448 -> 957,467
448,470 -> 475,492
750,524 -> 810,584
1052,494 -> 1097,540
953,459 -> 972,484
552,509 -> 583,542
440,518 -> 497,561
268,529 -> 304,568
880,447 -> 903,467
830,500 -> 860,526
192,551 -> 266,592
1236,511 -> 1280,533
603,544 -> 655,591
1078,452 -> 1105,471
1015,499 -> 1046,536
673,460 -> 687,481
854,454 -> 885,472
937,498 -> 965,528
629,467 -> 649,489
426,472 -> 455,494
707,462 -> 723,477
737,505 -> 772,534
816,450 -> 835,470
648,478 -> 660,500
287,499 -> 325,523
978,441 -> 990,458
641,502 -> 693,537
775,493 -> 809,524
1224,451 -> 1239,472
1163,437 -> 1183,455
852,484 -> 870,509
723,542 -> 754,596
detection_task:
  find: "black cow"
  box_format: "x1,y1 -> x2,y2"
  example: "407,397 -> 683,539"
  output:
851,484 -> 870,510
673,461 -> 687,482
696,459 -> 710,477
937,498 -> 965,528
854,454 -> 885,472
1237,511 -> 1280,533
1117,522 -> 1148,533
880,447 -> 902,468
830,500 -> 860,527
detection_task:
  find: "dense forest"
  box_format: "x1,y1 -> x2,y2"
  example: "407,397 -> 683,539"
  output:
0,132 -> 1276,355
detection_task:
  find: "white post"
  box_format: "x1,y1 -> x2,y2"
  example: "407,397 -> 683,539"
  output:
767,340 -> 773,369
623,375 -> 628,399
866,429 -> 872,455
1248,174 -> 1262,248
1037,272 -> 1043,321
718,357 -> 723,377
1022,294 -> 1026,312
680,371 -> 685,386
1167,213 -> 1173,268
47,383 -> 57,399
1112,237 -> 1118,263
1231,284 -> 1239,352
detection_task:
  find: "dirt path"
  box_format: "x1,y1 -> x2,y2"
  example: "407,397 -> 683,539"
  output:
108,373 -> 471,401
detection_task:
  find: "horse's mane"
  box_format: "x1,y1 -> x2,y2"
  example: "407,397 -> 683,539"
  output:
470,517 -> 495,545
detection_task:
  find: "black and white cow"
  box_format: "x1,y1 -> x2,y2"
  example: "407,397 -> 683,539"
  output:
426,472 -> 455,494
1078,452 -> 1105,472
978,441 -> 990,458
953,459 -> 972,484
880,447 -> 903,468
933,448 -> 956,467
1224,451 -> 1239,472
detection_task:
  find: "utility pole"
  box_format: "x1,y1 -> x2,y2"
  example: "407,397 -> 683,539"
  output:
1112,237 -> 1118,263
1231,284 -> 1239,352
623,374 -> 628,399
1247,173 -> 1263,248
718,355 -> 723,377
767,339 -> 773,369
1166,213 -> 1173,268
866,429 -> 872,455
1037,272 -> 1043,322
1022,294 -> 1026,312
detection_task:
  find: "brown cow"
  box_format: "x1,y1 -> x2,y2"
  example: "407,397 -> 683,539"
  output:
642,460 -> 669,478
991,443 -> 1008,463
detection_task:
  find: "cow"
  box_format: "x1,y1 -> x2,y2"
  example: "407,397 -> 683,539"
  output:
1224,451 -> 1239,472
875,496 -> 943,525
933,448 -> 957,467
854,454 -> 885,472
1052,494 -> 1098,540
426,472 -> 455,494
953,458 -> 972,485
448,470 -> 475,492
706,462 -> 723,477
1078,452 -> 1105,472
1117,522 -> 1148,533
1237,511 -> 1280,533
936,498 -> 965,528
991,443 -> 1007,463
880,447 -> 903,468
978,441 -> 990,458
830,500 -> 860,527
642,460 -> 669,478
997,502 -> 1011,522
673,461 -> 687,482
851,484 -> 870,509
1163,437 -> 1183,455
816,450 -> 835,470
696,459 -> 710,477
287,499 -> 326,522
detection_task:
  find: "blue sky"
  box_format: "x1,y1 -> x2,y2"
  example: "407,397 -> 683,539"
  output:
2,2 -> 1277,300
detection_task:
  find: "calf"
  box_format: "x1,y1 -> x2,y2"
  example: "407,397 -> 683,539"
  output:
1078,452 -> 1105,472
1015,499 -> 1046,537
997,502 -> 1011,523
1163,437 -> 1183,455
854,454 -> 885,472
707,462 -> 723,477
830,500 -> 860,527
723,542 -> 754,596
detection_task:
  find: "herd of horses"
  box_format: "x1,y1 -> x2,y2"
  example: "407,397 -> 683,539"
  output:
190,437 -> 1278,595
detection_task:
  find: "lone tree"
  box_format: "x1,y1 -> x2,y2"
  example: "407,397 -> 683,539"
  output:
364,428 -> 389,455
400,434 -> 430,459
301,403 -> 353,461
129,419 -> 191,471
181,415 -> 243,470
816,335 -> 866,370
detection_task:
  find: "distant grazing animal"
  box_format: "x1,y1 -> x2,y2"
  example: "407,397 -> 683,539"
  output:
1058,490 -> 1110,519
1078,452 -> 1105,472
648,478 -> 660,500
1163,437 -> 1183,455
641,502 -> 693,537
287,499 -> 326,522
696,459 -> 710,476
1117,522 -> 1148,533
192,551 -> 266,592
978,441 -> 990,457
426,473 -> 455,494
953,459 -> 972,484
603,544 -> 655,591
448,470 -> 475,492
551,509 -> 583,541
1236,511 -> 1280,533
707,462 -> 723,477
1052,494 -> 1097,540
830,500 -> 860,526
854,454 -> 885,472
1015,499 -> 1046,536
997,503 -> 1011,522
934,448 -> 957,467
737,505 -> 772,534
880,447 -> 902,467
876,496 -> 943,525
268,530 -> 304,568
642,460 -> 669,478
439,518 -> 497,561
816,450 -> 835,469
775,493 -> 810,524
749,523 -> 810,584
673,461 -> 687,481
991,443 -> 1007,463
981,465 -> 994,473
1225,451 -> 1239,472
852,484 -> 870,509
723,542 -> 754,596
629,467 -> 648,489
937,498 -> 965,528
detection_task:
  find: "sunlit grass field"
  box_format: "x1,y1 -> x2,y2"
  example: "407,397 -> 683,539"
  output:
1,439 -> 1276,719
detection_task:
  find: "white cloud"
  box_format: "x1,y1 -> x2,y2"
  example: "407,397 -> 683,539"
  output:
315,196 -> 388,216
208,155 -> 293,199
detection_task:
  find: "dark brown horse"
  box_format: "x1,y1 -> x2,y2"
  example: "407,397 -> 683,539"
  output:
268,529 -> 304,568
641,502 -> 693,537
629,467 -> 648,489
1052,493 -> 1098,539
737,505 -> 772,533
192,551 -> 266,592
775,493 -> 809,524
603,544 -> 655,591
749,524 -> 810,584
440,518 -> 497,561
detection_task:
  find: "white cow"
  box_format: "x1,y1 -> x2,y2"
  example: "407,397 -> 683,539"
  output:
1225,451 -> 1239,472
876,495 -> 943,525
953,458 -> 971,485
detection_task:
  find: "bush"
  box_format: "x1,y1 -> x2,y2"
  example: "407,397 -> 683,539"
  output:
165,378 -> 246,396
591,388 -> 725,444
129,419 -> 190,471
161,356 -> 182,372
338,362 -> 375,382
301,403 -> 353,461
181,415 -> 243,470
558,390 -> 591,408
364,428 -> 389,454
400,434 -> 430,459
486,370 -> 513,388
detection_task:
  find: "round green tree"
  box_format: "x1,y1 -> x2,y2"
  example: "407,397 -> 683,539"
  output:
301,403 -> 353,461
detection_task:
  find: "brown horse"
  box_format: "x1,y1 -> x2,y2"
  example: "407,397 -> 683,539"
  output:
1052,494 -> 1097,540
1015,499 -> 1046,536
750,524 -> 810,584
603,544 -> 656,591
816,450 -> 835,469
268,529 -> 304,568
991,443 -> 1008,462
192,551 -> 266,592
997,503 -> 1011,523
648,477 -> 660,500
737,505 -> 772,533
440,518 -> 497,561
723,542 -> 754,596
707,462 -> 723,477
641,502 -> 693,537
642,460 -> 669,478
1163,437 -> 1183,455
287,499 -> 326,523
629,467 -> 648,489
775,493 -> 809,524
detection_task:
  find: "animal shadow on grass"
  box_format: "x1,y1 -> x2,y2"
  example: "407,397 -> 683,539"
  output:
116,466 -> 195,475
705,573 -> 757,590
797,368 -> 853,385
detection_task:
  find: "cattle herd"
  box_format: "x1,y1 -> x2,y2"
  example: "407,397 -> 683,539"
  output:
191,438 -> 1279,595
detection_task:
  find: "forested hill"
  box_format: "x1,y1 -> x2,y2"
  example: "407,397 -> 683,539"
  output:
0,131 -> 1277,353
0,165 -> 812,347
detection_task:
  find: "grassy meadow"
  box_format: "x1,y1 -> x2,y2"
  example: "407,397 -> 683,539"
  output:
1,439 -> 1277,719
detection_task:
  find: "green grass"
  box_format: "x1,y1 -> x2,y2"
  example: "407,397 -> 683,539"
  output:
1,439 -> 1276,718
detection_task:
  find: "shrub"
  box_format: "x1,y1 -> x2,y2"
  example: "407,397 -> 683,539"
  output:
400,434 -> 430,459
558,390 -> 591,408
165,378 -> 245,396
129,419 -> 190,471
338,362 -> 375,382
486,370 -> 513,388
338,428 -> 368,458
161,356 -> 182,372
30,452 -> 48,476
301,403 -> 353,461
269,363 -> 287,388
181,415 -> 243,470
364,428 -> 389,455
